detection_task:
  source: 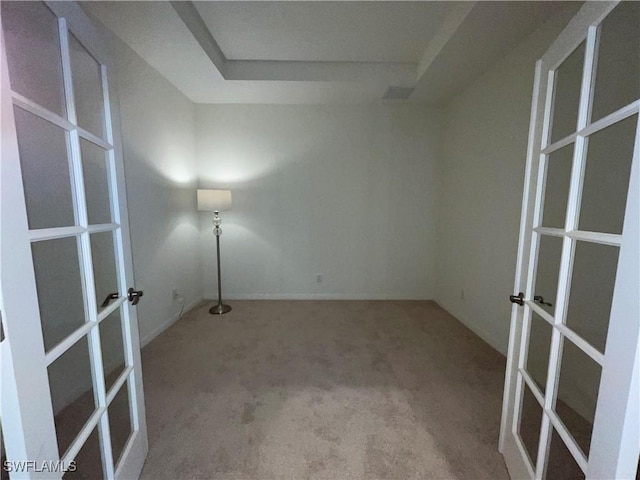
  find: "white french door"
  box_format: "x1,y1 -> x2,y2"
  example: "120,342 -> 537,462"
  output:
500,2 -> 639,479
1,2 -> 147,479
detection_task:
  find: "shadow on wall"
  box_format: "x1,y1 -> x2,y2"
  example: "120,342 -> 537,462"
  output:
129,173 -> 201,331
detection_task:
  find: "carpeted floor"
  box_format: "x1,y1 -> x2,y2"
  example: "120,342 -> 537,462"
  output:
139,300 -> 511,479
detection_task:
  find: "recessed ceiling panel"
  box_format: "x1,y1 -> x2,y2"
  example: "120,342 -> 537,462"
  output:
194,1 -> 456,63
83,1 -> 579,104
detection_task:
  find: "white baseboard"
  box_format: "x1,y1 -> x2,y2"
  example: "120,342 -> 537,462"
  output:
206,293 -> 433,301
140,296 -> 203,348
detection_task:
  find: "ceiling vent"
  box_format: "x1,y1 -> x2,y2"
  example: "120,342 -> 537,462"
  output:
382,86 -> 414,100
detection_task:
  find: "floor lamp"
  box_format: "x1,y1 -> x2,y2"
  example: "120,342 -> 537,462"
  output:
197,189 -> 232,315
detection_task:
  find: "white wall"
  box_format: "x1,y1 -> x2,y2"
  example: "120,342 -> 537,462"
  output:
435,6 -> 580,355
196,104 -> 441,300
106,29 -> 203,346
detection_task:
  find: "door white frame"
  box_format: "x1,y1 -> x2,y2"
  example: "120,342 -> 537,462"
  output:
0,2 -> 147,479
499,1 -> 640,479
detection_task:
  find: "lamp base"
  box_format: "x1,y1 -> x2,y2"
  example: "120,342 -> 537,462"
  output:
209,303 -> 232,315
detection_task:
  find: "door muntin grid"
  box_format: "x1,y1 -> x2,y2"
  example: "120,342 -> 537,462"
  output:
2,2 -> 139,478
513,6 -> 640,478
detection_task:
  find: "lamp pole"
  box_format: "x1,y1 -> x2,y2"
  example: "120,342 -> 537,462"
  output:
197,189 -> 232,314
210,210 -> 231,315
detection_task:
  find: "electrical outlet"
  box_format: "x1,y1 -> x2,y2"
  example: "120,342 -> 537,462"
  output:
172,288 -> 179,300
316,274 -> 323,283
460,289 -> 465,300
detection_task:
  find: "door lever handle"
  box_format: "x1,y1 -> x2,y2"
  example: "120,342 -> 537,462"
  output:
127,287 -> 144,305
509,292 -> 524,306
534,295 -> 553,307
101,292 -> 119,308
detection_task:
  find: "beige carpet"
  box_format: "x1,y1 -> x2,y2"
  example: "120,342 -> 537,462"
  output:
139,300 -> 510,479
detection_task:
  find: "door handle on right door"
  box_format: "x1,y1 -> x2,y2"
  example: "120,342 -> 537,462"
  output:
509,292 -> 524,306
127,287 -> 144,305
533,295 -> 553,307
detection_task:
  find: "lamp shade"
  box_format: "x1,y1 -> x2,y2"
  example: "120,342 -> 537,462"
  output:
197,189 -> 232,211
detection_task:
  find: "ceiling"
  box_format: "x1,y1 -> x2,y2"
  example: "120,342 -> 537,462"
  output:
193,1 -> 454,63
82,1 -> 578,105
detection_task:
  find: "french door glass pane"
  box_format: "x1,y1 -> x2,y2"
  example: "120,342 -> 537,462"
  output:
566,242 -> 619,353
578,114 -> 638,234
80,139 -> 112,225
533,235 -> 563,316
47,336 -> 97,457
100,308 -> 126,392
1,1 -> 66,117
91,232 -> 119,315
109,382 -> 133,467
541,144 -> 573,229
555,338 -> 601,456
32,237 -> 85,352
525,312 -> 553,393
13,106 -> 76,230
591,1 -> 640,122
545,428 -> 585,480
69,33 -> 105,138
550,42 -> 585,144
518,383 -> 543,467
62,428 -> 104,480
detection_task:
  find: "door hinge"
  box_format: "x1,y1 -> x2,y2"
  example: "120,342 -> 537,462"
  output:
509,292 -> 524,306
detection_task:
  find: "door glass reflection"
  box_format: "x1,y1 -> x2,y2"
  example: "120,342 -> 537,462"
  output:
47,336 -> 97,457
541,144 -> 573,229
109,381 -> 133,468
32,237 -> 86,351
533,235 -> 563,317
555,338 -> 601,456
1,1 -> 66,116
565,242 -> 619,353
69,33 -> 105,138
91,232 -> 119,315
14,106 -> 76,230
518,382 -> 544,468
62,428 -> 104,480
100,308 -> 126,393
550,42 -> 585,144
545,428 -> 585,480
591,2 -> 640,122
525,312 -> 553,393
81,139 -> 112,225
579,115 -> 637,235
